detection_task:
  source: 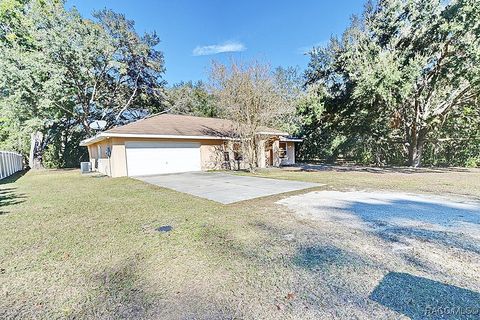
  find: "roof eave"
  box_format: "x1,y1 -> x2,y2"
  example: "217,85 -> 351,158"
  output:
79,135 -> 108,146
256,131 -> 289,136
103,132 -> 234,140
80,131 -> 293,146
280,136 -> 303,142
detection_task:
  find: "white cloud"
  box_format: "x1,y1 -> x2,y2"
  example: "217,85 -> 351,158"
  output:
193,41 -> 246,56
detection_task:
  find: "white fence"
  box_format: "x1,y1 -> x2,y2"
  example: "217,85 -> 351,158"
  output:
0,151 -> 23,180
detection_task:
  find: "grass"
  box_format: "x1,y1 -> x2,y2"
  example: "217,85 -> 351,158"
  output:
238,166 -> 480,199
1,168 -> 479,319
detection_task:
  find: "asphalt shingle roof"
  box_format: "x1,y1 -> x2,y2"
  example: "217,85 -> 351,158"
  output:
104,114 -> 287,137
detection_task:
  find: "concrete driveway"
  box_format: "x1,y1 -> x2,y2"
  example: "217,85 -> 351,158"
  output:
135,172 -> 321,204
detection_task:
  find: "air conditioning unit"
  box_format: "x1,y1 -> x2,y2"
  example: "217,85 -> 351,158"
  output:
80,162 -> 92,174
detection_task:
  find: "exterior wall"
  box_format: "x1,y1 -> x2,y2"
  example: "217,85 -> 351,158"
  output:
86,137 -> 228,177
98,159 -> 111,176
110,138 -> 127,177
87,144 -> 97,158
200,140 -> 225,170
88,140 -> 112,176
87,144 -> 97,171
281,142 -> 296,165
287,142 -> 295,164
222,141 -> 247,171
84,136 -> 289,177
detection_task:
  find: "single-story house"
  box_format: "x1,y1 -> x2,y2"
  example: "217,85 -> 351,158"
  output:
80,114 -> 301,177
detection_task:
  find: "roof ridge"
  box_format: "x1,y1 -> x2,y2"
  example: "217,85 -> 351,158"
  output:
160,113 -> 231,121
103,113 -> 231,134
81,113 -> 290,146
101,112 -> 287,137
135,112 -> 232,122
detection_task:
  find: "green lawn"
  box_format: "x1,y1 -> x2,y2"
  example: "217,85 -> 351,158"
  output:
1,169 -> 479,319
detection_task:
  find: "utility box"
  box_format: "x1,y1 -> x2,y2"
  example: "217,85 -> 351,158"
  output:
80,162 -> 92,174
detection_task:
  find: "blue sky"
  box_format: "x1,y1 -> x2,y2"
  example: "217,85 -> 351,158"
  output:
66,0 -> 365,86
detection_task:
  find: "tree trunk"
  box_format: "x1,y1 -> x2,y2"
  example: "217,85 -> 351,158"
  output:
407,128 -> 427,167
29,131 -> 44,169
247,137 -> 258,172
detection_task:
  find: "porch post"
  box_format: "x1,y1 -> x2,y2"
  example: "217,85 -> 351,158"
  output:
272,140 -> 280,167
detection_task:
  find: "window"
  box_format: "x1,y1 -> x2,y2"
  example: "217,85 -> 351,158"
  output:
223,152 -> 230,162
279,142 -> 287,158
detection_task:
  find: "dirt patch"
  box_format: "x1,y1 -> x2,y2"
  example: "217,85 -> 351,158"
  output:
277,190 -> 480,319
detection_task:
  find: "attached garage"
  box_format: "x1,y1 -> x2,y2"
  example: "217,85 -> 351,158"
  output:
80,114 -> 300,177
125,141 -> 201,176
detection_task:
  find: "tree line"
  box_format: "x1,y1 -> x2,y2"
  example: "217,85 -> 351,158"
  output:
300,0 -> 480,167
1,0 -> 166,167
1,0 -> 479,168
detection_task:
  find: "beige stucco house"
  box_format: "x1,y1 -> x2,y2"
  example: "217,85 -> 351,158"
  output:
80,114 -> 301,177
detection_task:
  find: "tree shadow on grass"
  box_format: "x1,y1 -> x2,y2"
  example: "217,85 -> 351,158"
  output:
250,220 -> 376,271
370,272 -> 480,320
74,254 -> 241,320
307,192 -> 480,254
246,219 -> 480,318
0,170 -> 28,214
251,221 -> 390,316
0,170 -> 28,185
348,198 -> 480,227
293,245 -> 368,271
376,225 -> 480,255
350,198 -> 480,256
0,187 -> 26,215
74,256 -> 154,319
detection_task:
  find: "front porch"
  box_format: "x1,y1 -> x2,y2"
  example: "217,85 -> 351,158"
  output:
219,135 -> 301,171
258,136 -> 301,169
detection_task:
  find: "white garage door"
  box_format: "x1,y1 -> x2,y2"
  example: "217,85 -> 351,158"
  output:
125,141 -> 201,176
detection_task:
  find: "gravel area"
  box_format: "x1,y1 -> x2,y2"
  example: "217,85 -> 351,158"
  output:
277,190 -> 480,319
